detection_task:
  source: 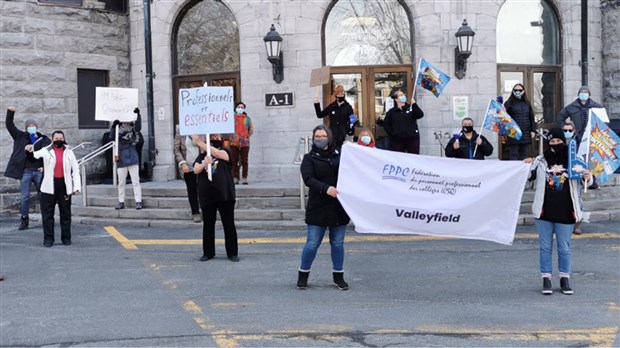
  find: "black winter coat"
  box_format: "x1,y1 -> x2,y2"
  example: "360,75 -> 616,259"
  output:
556,98 -> 603,143
314,101 -> 354,148
300,146 -> 350,227
4,108 -> 50,179
445,131 -> 493,160
503,99 -> 536,144
383,103 -> 424,140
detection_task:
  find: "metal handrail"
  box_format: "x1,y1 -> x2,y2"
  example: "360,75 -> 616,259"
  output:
294,136 -> 311,209
77,141 -> 115,206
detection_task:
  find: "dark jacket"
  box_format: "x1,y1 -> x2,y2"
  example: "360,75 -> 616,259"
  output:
445,131 -> 493,160
314,101 -> 354,147
504,99 -> 536,144
300,146 -> 350,227
383,103 -> 424,140
111,112 -> 142,168
195,149 -> 235,203
4,108 -> 50,179
556,98 -> 603,143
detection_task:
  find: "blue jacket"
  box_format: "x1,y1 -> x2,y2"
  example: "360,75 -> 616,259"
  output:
111,113 -> 141,168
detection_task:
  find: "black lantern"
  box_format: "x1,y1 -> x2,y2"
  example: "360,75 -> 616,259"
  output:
454,19 -> 476,79
263,24 -> 284,83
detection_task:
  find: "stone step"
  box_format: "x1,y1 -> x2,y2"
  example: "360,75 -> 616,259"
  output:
83,183 -> 303,198
519,196 -> 620,214
71,206 -> 305,221
83,195 -> 302,210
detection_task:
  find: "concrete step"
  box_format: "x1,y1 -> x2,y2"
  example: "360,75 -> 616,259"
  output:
83,195 -> 302,210
71,206 -> 305,221
519,209 -> 620,225
84,183 -> 303,198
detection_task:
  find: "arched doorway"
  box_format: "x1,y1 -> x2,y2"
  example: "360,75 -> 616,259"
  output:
322,0 -> 414,148
496,0 -> 562,159
171,0 -> 241,129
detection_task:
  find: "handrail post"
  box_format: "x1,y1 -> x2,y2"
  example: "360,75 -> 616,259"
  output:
81,163 -> 87,206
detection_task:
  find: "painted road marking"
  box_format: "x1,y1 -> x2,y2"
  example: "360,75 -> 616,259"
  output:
104,226 -> 137,249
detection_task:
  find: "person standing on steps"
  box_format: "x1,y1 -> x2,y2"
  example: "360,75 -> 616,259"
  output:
297,125 -> 350,291
112,108 -> 143,210
314,85 -> 354,149
174,126 -> 203,223
229,101 -> 254,185
4,106 -> 51,230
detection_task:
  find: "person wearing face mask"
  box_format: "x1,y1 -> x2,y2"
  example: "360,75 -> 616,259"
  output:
174,126 -> 204,223
193,134 -> 239,263
445,118 -> 493,160
383,90 -> 424,154
523,128 -> 592,295
314,85 -> 354,148
503,83 -> 536,160
229,101 -> 254,185
356,128 -> 376,148
297,125 -> 351,291
4,106 -> 51,230
31,131 -> 81,247
560,122 -> 584,235
111,108 -> 143,210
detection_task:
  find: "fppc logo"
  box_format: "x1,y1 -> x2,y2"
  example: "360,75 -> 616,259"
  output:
382,164 -> 411,182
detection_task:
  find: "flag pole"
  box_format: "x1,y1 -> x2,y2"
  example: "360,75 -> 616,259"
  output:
411,58 -> 422,104
473,99 -> 492,158
584,109 -> 592,193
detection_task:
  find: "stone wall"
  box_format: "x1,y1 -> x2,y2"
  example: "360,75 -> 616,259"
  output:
601,0 -> 620,119
0,0 -> 130,185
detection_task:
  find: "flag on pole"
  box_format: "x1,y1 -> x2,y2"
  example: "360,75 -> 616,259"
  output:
414,59 -> 451,97
482,99 -> 523,140
577,109 -> 620,184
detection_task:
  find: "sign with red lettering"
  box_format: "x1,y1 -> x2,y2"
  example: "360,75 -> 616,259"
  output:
178,86 -> 234,136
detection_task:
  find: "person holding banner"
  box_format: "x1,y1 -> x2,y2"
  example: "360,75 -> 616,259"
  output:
31,131 -> 81,247
445,118 -> 493,160
192,134 -> 239,263
297,125 -> 350,291
174,126 -> 203,223
5,107 -> 51,230
112,108 -> 143,210
503,83 -> 536,160
229,101 -> 254,185
524,127 -> 592,295
383,91 -> 424,154
314,85 -> 354,148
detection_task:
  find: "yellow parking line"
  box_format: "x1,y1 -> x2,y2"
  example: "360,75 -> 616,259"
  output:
104,226 -> 138,250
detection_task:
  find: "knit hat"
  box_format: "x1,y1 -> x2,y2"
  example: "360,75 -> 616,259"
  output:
546,127 -> 566,144
24,119 -> 38,128
578,85 -> 590,95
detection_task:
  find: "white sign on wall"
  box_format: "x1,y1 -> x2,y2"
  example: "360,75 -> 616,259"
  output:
178,86 -> 234,136
452,96 -> 468,120
95,87 -> 139,122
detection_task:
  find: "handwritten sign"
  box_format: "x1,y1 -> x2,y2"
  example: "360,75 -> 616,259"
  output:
178,86 -> 234,136
95,87 -> 138,122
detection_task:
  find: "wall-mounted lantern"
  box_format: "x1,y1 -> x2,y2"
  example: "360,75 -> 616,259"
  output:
263,24 -> 284,83
454,19 -> 476,79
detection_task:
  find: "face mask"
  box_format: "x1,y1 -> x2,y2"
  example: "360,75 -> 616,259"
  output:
211,140 -> 222,148
313,139 -> 329,149
513,91 -> 523,99
360,135 -> 371,145
564,131 -> 573,140
462,126 -> 474,133
27,127 -> 37,135
235,108 -> 245,114
579,93 -> 589,101
53,140 -> 65,148
336,96 -> 345,103
550,143 -> 566,154
398,95 -> 407,103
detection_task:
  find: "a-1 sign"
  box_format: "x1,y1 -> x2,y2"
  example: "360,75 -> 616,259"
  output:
265,92 -> 294,107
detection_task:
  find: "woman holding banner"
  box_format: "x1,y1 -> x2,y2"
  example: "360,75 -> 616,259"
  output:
383,90 -> 424,154
297,125 -> 350,290
524,127 -> 591,295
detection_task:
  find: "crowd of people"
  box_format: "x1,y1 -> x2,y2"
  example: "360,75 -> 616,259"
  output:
2,83 -> 604,293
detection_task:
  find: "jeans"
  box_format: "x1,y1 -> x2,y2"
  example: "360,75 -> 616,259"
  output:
300,224 -> 347,272
20,169 -> 43,218
535,219 -> 573,277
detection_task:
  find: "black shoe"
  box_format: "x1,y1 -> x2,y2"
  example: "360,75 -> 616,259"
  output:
44,241 -> 53,247
542,278 -> 552,295
560,277 -> 573,295
135,202 -> 142,210
62,240 -> 71,246
229,256 -> 240,262
199,255 -> 213,262
297,271 -> 310,290
19,217 -> 28,230
115,202 -> 125,210
588,183 -> 600,190
333,272 -> 349,290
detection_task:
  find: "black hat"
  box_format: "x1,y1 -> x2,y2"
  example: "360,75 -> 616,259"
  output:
546,127 -> 566,144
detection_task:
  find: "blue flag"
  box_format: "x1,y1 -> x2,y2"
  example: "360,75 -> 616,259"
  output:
414,59 -> 451,97
482,99 -> 522,140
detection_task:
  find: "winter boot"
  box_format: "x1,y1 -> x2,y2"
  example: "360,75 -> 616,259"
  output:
19,217 -> 29,230
560,277 -> 573,295
541,277 -> 552,295
333,272 -> 349,290
296,270 -> 309,290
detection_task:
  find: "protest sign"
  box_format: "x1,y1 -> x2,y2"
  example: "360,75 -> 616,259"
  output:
178,86 -> 234,136
95,87 -> 138,122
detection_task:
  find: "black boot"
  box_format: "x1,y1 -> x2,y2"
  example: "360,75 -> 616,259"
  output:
296,271 -> 309,290
19,217 -> 28,230
560,277 -> 573,295
333,272 -> 349,290
541,277 -> 552,295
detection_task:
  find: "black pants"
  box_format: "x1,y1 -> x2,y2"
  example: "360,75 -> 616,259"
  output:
183,172 -> 200,215
200,200 -> 238,258
41,178 -> 72,244
390,138 -> 420,154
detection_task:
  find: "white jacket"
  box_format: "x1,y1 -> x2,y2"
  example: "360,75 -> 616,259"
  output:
33,145 -> 81,195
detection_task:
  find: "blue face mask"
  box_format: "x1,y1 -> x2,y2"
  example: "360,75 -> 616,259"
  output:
564,131 -> 573,139
579,93 -> 589,101
27,127 -> 37,135
235,108 -> 245,114
313,139 -> 329,149
398,95 -> 407,103
360,135 -> 371,145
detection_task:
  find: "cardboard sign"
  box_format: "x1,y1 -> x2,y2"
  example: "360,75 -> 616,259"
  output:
95,87 -> 139,122
178,86 -> 234,136
309,66 -> 331,87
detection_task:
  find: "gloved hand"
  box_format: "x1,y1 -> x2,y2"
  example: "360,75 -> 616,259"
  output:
134,107 -> 140,115
112,120 -> 120,128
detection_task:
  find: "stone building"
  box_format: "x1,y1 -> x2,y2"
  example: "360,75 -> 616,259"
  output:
1,0 -> 619,195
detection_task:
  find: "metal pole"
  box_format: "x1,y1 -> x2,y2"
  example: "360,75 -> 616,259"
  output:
143,0 -> 156,179
81,164 -> 87,207
581,0 -> 588,85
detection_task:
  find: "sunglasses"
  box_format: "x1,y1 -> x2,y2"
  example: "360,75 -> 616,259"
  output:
513,89 -> 524,92
563,129 -> 574,132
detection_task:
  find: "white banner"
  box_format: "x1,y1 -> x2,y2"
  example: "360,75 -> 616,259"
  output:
178,86 -> 234,136
95,87 -> 139,122
337,143 -> 531,245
